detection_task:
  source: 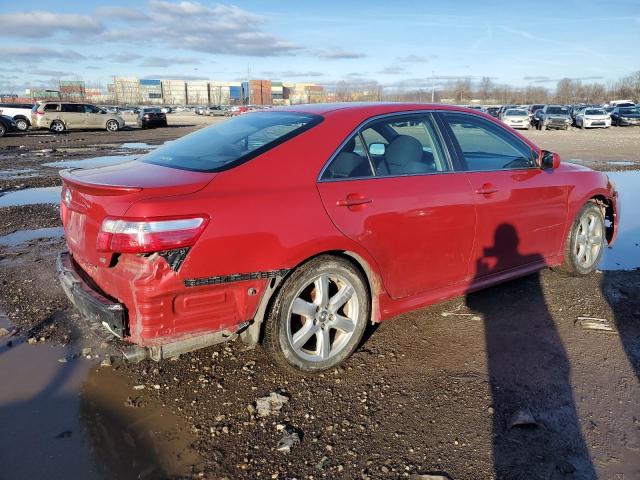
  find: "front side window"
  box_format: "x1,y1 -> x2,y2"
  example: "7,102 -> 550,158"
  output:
443,112 -> 536,171
141,111 -> 322,172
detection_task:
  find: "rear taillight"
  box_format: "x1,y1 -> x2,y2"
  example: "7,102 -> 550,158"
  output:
35,110 -> 44,115
97,215 -> 209,253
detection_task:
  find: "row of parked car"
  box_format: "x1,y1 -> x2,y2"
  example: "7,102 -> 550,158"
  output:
0,101 -> 170,136
475,102 -> 640,131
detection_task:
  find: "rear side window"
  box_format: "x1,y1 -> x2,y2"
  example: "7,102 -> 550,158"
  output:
43,103 -> 60,112
443,112 -> 536,171
141,111 -> 322,172
61,104 -> 84,113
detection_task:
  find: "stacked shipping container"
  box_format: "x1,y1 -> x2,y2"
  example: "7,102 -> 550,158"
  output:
161,80 -> 187,105
59,80 -> 86,101
139,79 -> 163,103
242,80 -> 273,105
186,81 -> 209,105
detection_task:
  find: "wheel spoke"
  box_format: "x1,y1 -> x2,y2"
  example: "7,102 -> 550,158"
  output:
576,234 -> 588,246
576,244 -> 585,262
328,285 -> 354,312
317,328 -> 331,360
332,314 -> 355,334
590,234 -> 602,246
292,321 -> 318,350
314,275 -> 329,306
584,246 -> 592,265
588,216 -> 597,234
292,298 -> 317,319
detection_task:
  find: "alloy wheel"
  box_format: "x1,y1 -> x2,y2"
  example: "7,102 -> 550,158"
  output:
574,212 -> 603,269
286,273 -> 359,362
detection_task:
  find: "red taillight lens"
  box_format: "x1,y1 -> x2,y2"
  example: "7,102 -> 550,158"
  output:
97,215 -> 209,253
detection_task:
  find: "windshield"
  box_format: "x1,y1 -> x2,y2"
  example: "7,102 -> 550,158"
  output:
141,111 -> 322,172
585,109 -> 605,115
619,107 -> 639,114
546,107 -> 568,115
505,109 -> 527,116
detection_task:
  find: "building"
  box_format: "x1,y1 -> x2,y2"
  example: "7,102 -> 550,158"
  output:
208,81 -> 234,106
186,81 -> 209,105
139,79 -> 163,104
113,77 -> 141,104
25,89 -> 61,101
161,80 -> 187,105
59,80 -> 86,101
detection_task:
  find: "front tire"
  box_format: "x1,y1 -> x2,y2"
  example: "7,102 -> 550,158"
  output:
264,255 -> 370,373
0,124 -> 6,137
557,202 -> 605,276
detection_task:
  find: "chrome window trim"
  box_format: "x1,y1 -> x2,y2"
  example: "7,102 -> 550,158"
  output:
317,109 -> 454,183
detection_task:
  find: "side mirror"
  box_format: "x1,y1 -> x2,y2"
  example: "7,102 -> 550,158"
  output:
540,150 -> 560,169
369,143 -> 386,156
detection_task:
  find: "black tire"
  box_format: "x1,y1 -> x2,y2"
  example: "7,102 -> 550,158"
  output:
50,120 -> 65,133
263,255 -> 370,374
556,202 -> 605,276
14,118 -> 29,131
161,121 -> 168,127
106,119 -> 119,132
0,123 -> 6,137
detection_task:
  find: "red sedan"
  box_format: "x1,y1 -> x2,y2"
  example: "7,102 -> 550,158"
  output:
57,103 -> 619,372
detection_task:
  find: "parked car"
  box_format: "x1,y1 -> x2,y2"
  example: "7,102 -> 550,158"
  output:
0,114 -> 18,137
500,108 -> 530,129
57,103 -> 619,373
31,102 -> 125,133
610,106 -> 640,126
534,105 -> 572,130
485,106 -> 501,118
137,107 -> 168,128
574,108 -> 611,129
0,102 -> 34,131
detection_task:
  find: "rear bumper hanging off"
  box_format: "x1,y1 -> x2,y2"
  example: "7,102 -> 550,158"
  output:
56,252 -> 127,338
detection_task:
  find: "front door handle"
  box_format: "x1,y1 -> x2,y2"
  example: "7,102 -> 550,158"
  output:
475,184 -> 499,195
337,194 -> 372,208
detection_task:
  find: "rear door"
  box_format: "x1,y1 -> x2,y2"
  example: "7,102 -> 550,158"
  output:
317,113 -> 476,299
60,103 -> 85,129
83,104 -> 103,128
439,111 -> 568,277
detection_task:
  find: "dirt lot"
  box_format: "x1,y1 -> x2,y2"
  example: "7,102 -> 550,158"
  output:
0,115 -> 639,480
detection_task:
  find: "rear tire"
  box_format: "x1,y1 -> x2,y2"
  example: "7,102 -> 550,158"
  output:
0,124 -> 6,137
50,120 -> 65,133
556,202 -> 605,276
263,255 -> 370,374
15,118 -> 29,131
106,120 -> 119,132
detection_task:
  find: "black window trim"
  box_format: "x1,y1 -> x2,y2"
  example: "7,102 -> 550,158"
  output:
317,110 -> 456,183
435,111 -> 540,173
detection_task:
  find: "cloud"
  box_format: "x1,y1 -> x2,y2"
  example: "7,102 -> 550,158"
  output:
140,56 -> 202,67
141,74 -> 207,81
318,49 -> 366,60
93,6 -> 149,21
396,55 -> 433,63
26,68 -> 75,77
0,47 -> 86,62
0,11 -> 103,38
261,70 -> 325,78
523,75 -> 606,84
377,66 -> 407,75
106,53 -> 144,63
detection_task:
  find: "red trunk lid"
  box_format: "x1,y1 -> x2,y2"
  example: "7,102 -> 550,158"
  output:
60,161 -> 216,267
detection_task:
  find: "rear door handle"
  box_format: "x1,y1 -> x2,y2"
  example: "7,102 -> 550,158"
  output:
475,184 -> 499,195
337,194 -> 372,207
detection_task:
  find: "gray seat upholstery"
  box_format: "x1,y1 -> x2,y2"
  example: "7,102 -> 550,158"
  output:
385,135 -> 426,175
327,137 -> 371,178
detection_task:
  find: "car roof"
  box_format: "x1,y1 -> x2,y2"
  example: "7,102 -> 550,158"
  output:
275,102 -> 480,117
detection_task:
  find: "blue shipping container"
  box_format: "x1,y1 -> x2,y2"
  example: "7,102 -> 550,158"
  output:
140,79 -> 161,86
230,86 -> 241,99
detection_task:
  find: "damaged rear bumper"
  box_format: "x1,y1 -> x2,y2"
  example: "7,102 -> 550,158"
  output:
56,252 -> 127,337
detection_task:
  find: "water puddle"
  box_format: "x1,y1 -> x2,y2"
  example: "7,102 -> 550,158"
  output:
0,186 -> 61,207
0,227 -> 64,247
0,313 -> 203,479
120,142 -> 159,150
0,168 -> 38,180
599,170 -> 640,270
606,161 -> 635,166
45,155 -> 138,169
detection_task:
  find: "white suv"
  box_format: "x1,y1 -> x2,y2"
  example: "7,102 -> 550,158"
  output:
0,102 -> 34,131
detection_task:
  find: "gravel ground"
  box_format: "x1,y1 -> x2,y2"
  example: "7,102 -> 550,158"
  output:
0,116 -> 639,480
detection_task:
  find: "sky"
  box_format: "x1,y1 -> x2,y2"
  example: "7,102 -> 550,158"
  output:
0,0 -> 639,94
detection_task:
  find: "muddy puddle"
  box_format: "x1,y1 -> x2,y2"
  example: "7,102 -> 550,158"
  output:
599,170 -> 640,270
0,186 -> 61,207
0,168 -> 38,180
0,313 -> 203,480
0,227 -> 64,247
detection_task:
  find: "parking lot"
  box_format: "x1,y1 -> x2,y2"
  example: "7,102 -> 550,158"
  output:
1,114 -> 639,479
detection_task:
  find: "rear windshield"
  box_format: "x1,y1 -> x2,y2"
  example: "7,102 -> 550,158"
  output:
144,108 -> 162,113
141,111 -> 322,172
